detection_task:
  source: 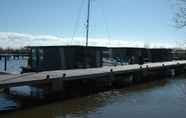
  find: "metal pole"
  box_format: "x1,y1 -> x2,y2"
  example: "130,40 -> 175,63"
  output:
86,0 -> 91,47
4,56 -> 7,71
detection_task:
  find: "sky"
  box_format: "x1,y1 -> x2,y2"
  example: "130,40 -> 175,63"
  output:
0,0 -> 186,48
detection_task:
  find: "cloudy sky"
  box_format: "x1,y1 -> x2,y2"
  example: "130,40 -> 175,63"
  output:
0,0 -> 185,48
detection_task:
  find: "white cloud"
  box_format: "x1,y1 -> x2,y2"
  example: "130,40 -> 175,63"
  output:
0,32 -> 177,48
0,32 -> 66,48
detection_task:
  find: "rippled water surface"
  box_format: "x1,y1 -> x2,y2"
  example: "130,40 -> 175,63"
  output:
1,76 -> 186,118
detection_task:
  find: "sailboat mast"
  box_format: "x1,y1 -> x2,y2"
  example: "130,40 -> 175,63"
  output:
86,0 -> 91,47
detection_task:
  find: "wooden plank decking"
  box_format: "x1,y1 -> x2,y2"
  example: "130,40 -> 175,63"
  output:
0,60 -> 186,88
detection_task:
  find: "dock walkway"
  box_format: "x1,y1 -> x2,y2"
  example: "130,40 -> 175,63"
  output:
0,60 -> 186,88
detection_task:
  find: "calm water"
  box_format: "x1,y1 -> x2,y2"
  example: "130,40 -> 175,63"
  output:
1,59 -> 186,118
0,58 -> 28,111
0,57 -> 28,74
1,77 -> 186,118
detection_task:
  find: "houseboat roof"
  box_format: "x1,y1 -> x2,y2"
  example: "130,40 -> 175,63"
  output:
26,45 -> 106,49
26,45 -> 173,50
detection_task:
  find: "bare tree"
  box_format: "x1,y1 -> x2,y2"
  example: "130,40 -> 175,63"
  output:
175,0 -> 186,28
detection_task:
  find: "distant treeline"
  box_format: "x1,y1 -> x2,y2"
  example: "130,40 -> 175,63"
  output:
0,47 -> 30,54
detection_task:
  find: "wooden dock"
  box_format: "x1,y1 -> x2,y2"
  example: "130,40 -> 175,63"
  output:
0,60 -> 186,89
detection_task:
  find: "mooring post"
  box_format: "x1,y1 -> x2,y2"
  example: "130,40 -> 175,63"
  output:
160,64 -> 166,78
50,74 -> 65,94
63,73 -> 66,78
132,66 -> 143,83
108,69 -> 114,87
110,69 -> 114,79
161,64 -> 172,78
146,65 -> 148,69
46,75 -> 50,79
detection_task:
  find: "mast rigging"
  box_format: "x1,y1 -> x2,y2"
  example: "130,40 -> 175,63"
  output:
86,0 -> 91,47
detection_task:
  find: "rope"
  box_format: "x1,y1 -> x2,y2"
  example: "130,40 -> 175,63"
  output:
97,1 -> 112,46
71,0 -> 86,45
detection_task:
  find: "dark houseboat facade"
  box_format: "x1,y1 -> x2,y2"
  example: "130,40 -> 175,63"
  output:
27,46 -> 103,72
23,46 -> 175,72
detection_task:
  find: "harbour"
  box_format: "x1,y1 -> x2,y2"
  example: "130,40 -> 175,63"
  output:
1,0 -> 186,117
1,56 -> 186,113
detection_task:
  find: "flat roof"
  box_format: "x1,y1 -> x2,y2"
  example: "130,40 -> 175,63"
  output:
26,45 -> 106,48
26,45 -> 173,50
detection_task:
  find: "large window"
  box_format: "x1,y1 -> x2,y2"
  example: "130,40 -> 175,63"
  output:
31,49 -> 37,68
39,49 -> 44,61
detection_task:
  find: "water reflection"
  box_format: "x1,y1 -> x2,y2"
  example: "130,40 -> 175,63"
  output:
1,76 -> 186,118
0,58 -> 27,74
0,93 -> 17,112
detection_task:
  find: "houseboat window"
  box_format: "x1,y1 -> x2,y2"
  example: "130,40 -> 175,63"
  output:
32,49 -> 37,61
32,49 -> 37,68
39,49 -> 44,61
